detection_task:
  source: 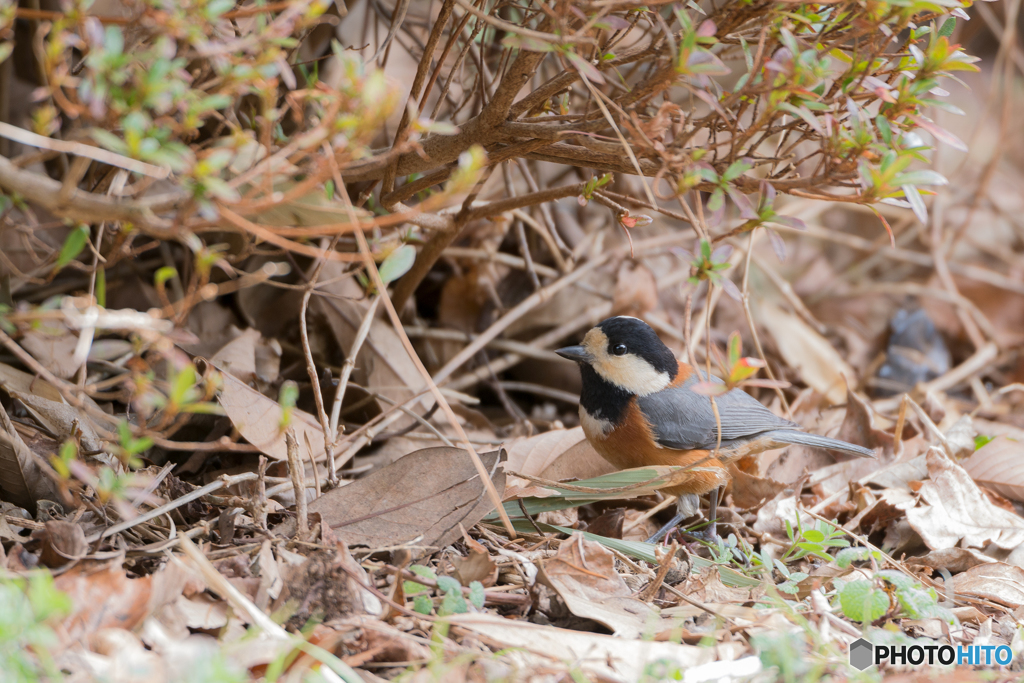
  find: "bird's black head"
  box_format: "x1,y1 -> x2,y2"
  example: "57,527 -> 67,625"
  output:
556,316 -> 678,397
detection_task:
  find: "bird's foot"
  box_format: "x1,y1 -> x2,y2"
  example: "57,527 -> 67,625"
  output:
682,524 -> 719,544
646,512 -> 686,544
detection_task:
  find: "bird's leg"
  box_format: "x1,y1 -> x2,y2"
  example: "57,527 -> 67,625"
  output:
687,488 -> 720,543
646,493 -> 700,544
648,490 -> 722,545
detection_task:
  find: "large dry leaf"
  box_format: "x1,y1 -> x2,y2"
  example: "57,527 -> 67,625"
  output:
448,613 -> 721,683
289,447 -> 505,554
540,532 -> 658,638
504,426 -> 615,482
906,547 -> 997,573
0,400 -> 59,511
949,562 -> 1024,609
216,368 -> 327,462
0,362 -> 105,451
905,449 -> 1024,551
210,328 -> 260,383
209,328 -> 281,389
962,436 -> 1024,503
729,466 -> 788,510
21,320 -> 81,379
755,299 -> 854,405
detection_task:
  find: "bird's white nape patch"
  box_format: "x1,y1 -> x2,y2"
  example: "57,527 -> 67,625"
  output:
582,328 -> 672,396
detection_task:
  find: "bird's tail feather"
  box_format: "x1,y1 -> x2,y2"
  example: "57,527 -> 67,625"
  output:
767,431 -> 875,458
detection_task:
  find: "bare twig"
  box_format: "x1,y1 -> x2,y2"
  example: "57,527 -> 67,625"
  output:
299,234 -> 339,484
329,295 -> 380,447
286,430 -> 308,536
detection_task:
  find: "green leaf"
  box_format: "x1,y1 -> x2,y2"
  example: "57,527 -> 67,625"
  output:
722,159 -> 752,182
439,591 -> 468,615
154,266 -> 178,288
96,268 -> 106,307
403,580 -> 427,594
170,364 -> 197,406
974,434 -> 994,450
410,564 -> 437,581
802,529 -> 825,543
104,26 -> 124,55
378,244 -> 417,284
412,595 -> 433,615
876,115 -> 892,145
938,17 -> 956,37
707,188 -> 724,212
839,580 -> 888,623
436,576 -> 462,595
468,581 -> 485,609
892,170 -> 948,187
835,547 -> 879,568
55,225 -> 89,271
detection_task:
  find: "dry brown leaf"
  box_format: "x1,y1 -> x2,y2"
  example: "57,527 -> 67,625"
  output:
906,547 -> 996,573
962,436 -> 1024,503
688,568 -> 755,604
755,299 -> 854,405
729,466 -> 788,510
452,546 -> 498,586
837,388 -> 894,455
38,520 -> 87,568
448,612 -> 715,682
541,532 -> 658,638
0,400 -> 60,512
253,540 -> 283,610
284,447 -> 505,555
21,321 -> 81,379
949,562 -> 1024,609
210,328 -> 260,383
905,448 -> 1024,551
504,426 -> 615,482
216,368 -> 327,462
0,361 -> 105,451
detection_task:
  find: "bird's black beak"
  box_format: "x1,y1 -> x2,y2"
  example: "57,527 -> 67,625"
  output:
555,345 -> 593,364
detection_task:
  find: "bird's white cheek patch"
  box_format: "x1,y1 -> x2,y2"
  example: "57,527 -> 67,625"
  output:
594,354 -> 671,396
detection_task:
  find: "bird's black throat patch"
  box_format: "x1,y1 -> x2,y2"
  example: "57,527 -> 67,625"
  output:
579,363 -> 633,424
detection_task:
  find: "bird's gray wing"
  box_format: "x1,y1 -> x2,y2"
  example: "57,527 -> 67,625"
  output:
637,373 -> 798,451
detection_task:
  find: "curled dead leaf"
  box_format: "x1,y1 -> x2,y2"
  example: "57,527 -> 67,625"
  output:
962,436 -> 1024,503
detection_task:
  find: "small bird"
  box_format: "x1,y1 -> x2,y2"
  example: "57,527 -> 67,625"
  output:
556,316 -> 874,543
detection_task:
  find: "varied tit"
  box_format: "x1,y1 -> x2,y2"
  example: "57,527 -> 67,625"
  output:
556,316 -> 874,543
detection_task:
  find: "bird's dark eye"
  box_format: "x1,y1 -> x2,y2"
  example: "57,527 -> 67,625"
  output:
612,344 -> 628,356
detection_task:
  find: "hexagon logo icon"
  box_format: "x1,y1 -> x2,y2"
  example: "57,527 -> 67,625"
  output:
849,638 -> 874,670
